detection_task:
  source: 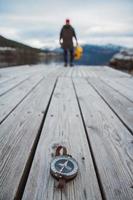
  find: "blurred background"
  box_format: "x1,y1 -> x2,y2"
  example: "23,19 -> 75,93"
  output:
0,0 -> 133,72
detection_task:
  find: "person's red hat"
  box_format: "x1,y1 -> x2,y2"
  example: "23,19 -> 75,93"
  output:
66,19 -> 70,23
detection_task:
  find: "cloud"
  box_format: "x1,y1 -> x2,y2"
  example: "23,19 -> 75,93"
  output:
0,0 -> 133,47
85,36 -> 133,48
84,24 -> 133,37
0,27 -> 19,39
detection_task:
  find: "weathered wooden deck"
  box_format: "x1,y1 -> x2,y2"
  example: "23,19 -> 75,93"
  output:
0,64 -> 133,200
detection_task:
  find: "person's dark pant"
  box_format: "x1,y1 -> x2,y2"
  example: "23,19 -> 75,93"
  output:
64,48 -> 74,64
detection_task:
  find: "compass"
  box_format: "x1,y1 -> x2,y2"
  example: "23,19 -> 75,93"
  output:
50,155 -> 78,180
50,146 -> 78,188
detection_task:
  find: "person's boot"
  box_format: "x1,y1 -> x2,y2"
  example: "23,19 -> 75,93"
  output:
70,63 -> 74,67
64,63 -> 67,67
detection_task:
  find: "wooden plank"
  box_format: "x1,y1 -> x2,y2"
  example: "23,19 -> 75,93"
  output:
0,65 -> 29,80
101,67 -> 133,87
103,66 -> 132,78
80,67 -> 133,102
22,77 -> 102,200
64,67 -> 74,77
90,66 -> 133,91
0,74 -> 30,96
79,67 -> 99,78
111,77 -> 133,91
97,67 -> 133,93
100,77 -> 133,102
0,64 -> 58,83
0,65 -> 38,84
0,76 -> 17,84
79,66 -> 131,79
71,67 -> 82,78
0,74 -> 44,124
0,76 -> 58,200
89,66 -> 131,79
73,78 -> 133,200
0,64 -> 50,76
45,67 -> 64,78
87,77 -> 133,134
0,65 -> 62,97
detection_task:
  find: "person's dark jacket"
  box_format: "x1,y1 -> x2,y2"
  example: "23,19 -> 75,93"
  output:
60,25 -> 77,49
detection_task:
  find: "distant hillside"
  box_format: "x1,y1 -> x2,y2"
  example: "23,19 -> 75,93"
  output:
0,35 -> 41,53
75,44 -> 122,65
51,44 -> 122,66
0,35 -> 124,67
0,35 -> 44,67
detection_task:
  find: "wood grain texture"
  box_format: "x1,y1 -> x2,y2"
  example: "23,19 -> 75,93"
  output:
79,66 -> 133,102
22,77 -> 102,200
87,77 -> 133,133
0,66 -> 63,124
0,64 -> 61,88
83,66 -> 133,102
100,77 -> 133,102
79,66 -> 131,79
0,74 -> 30,96
73,77 -> 133,200
112,77 -> 133,91
0,76 -> 57,200
0,65 -> 133,200
0,74 -> 44,123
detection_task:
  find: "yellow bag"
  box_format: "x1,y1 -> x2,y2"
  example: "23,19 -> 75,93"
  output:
74,46 -> 83,60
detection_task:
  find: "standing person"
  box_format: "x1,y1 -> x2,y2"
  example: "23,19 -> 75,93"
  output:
59,19 -> 78,67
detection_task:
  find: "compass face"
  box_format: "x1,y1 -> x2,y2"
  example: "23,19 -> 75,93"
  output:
55,159 -> 74,173
50,155 -> 78,180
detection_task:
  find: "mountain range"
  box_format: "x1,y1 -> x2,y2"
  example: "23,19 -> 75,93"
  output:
51,44 -> 122,66
0,35 -> 41,53
0,35 -> 123,66
0,35 -> 43,67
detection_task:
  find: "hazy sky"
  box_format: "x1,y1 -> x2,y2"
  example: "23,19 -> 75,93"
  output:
0,0 -> 133,48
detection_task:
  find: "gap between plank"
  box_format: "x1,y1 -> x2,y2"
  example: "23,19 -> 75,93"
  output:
87,79 -> 133,136
72,79 -> 106,200
0,76 -> 31,97
14,78 -> 58,200
0,77 -> 45,125
99,78 -> 133,104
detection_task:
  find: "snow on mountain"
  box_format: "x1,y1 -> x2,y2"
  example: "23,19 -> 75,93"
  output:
110,48 -> 133,71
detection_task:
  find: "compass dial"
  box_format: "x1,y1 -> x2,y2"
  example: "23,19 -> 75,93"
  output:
55,159 -> 74,173
50,155 -> 78,180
